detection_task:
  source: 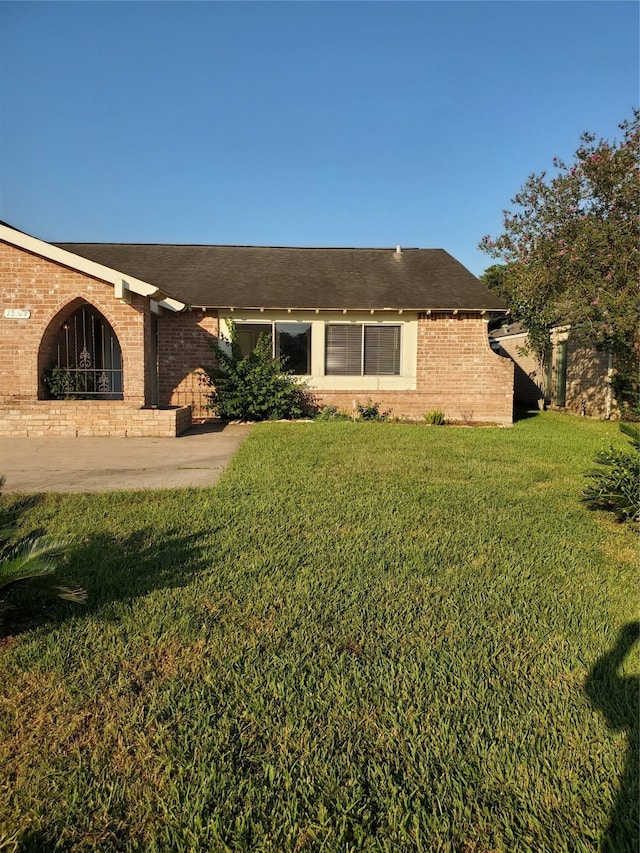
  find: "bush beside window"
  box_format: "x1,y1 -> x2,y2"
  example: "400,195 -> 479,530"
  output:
204,323 -> 315,421
235,322 -> 311,375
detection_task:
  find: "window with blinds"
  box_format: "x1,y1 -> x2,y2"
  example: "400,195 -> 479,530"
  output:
325,324 -> 401,376
364,325 -> 401,375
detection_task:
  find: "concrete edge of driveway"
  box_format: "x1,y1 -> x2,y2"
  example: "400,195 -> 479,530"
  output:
0,423 -> 254,493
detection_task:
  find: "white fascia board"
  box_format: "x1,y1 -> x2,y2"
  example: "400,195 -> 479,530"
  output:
151,297 -> 186,314
203,304 -> 504,313
158,297 -> 186,312
1,223 -> 186,312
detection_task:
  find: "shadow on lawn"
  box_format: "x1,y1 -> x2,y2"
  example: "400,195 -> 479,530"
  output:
1,526 -> 212,637
585,621 -> 639,852
513,406 -> 542,422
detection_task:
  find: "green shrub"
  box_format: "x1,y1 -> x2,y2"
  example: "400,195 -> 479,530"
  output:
204,323 -> 315,422
356,400 -> 390,421
424,409 -> 447,425
43,367 -> 87,400
582,422 -> 640,523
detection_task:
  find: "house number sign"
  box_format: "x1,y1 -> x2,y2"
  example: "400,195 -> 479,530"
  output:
4,308 -> 31,319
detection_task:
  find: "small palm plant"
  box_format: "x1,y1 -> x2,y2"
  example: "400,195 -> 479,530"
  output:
0,477 -> 86,625
582,423 -> 640,523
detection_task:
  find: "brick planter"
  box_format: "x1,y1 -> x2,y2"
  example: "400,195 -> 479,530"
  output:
0,401 -> 192,437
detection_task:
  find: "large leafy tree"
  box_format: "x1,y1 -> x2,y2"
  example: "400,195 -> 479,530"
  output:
480,111 -> 639,413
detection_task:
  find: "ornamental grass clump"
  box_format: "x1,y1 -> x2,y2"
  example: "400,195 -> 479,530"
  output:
424,409 -> 447,425
582,422 -> 640,523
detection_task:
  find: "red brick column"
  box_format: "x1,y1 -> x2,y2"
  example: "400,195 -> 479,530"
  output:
158,309 -> 219,416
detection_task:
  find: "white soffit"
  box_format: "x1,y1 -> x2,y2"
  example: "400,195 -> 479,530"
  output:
0,223 -> 186,313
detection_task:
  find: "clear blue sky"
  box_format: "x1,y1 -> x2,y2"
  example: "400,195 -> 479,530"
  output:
1,1 -> 637,276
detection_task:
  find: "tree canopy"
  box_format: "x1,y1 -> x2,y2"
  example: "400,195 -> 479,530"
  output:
480,111 -> 639,412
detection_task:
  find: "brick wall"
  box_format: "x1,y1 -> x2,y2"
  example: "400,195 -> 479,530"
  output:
158,309 -> 219,417
562,340 -> 613,417
316,313 -> 514,424
493,332 -> 544,408
492,327 -> 622,419
417,312 -> 513,422
548,332 -> 616,418
0,401 -> 192,437
171,311 -> 514,424
0,241 -> 151,406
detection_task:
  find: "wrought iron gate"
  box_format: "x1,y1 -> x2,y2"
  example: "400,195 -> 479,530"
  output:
47,305 -> 123,399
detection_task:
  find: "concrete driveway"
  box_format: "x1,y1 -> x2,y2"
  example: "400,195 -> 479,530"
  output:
0,423 -> 253,493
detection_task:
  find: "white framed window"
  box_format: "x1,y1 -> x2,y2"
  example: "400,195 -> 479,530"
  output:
325,324 -> 401,376
234,321 -> 311,375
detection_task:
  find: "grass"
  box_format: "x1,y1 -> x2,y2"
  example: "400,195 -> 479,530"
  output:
0,412 -> 638,852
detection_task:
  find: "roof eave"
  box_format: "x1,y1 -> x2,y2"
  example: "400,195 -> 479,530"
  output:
191,304 -> 507,313
1,224 -> 187,312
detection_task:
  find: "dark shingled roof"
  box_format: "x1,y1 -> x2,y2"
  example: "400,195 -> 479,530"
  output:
53,243 -> 507,312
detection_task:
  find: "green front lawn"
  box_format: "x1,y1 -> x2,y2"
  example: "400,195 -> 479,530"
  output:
1,413 -> 638,852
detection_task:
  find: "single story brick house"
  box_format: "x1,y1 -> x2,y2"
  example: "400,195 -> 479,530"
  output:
0,222 -> 514,436
490,322 -> 618,418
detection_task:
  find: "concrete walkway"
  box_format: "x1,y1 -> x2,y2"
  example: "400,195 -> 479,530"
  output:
0,423 -> 253,493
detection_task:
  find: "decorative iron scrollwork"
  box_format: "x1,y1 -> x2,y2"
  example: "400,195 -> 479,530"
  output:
47,305 -> 124,399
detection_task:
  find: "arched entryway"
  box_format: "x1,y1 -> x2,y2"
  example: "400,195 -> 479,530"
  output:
40,301 -> 124,400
